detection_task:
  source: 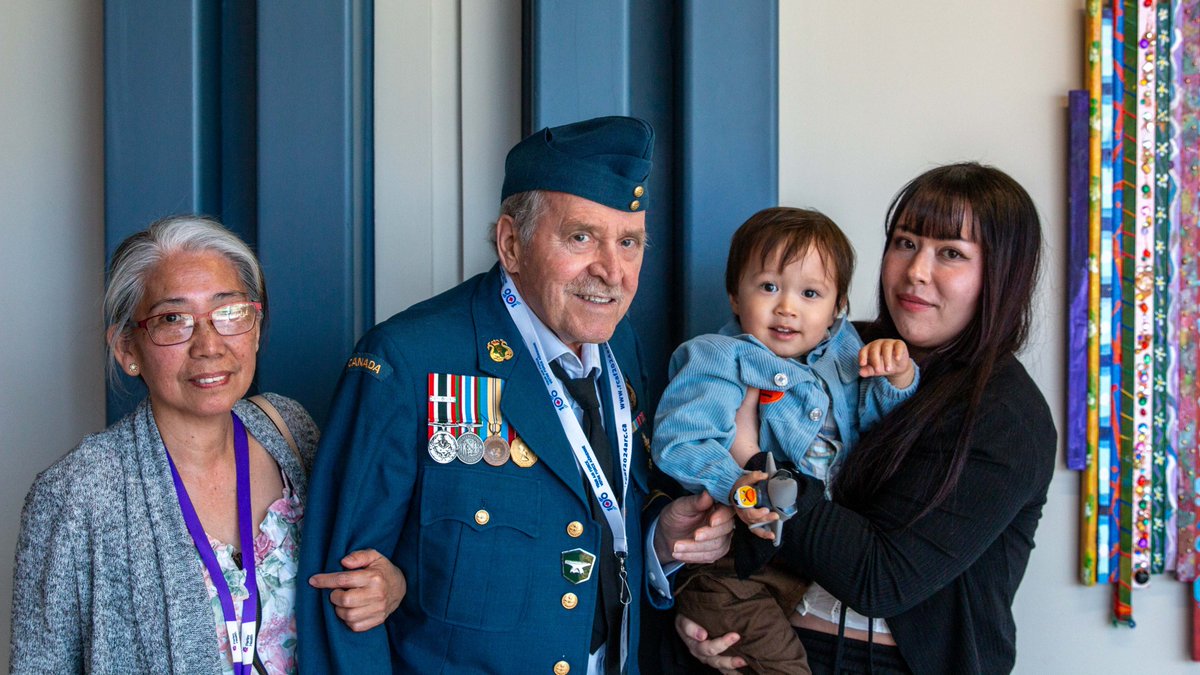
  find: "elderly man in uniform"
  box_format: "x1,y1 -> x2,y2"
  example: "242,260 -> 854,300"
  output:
298,116 -> 734,674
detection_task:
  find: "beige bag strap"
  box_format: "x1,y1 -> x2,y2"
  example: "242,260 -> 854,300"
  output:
247,394 -> 302,465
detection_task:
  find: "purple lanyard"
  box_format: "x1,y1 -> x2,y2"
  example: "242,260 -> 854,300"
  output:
166,412 -> 258,675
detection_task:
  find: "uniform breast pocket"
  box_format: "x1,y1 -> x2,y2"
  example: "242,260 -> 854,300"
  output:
417,466 -> 541,631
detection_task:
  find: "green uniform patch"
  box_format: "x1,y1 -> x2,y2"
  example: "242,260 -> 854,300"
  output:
561,548 -> 596,584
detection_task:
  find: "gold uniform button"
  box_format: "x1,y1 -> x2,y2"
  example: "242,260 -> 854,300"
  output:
554,660 -> 571,675
567,521 -> 584,537
629,200 -> 640,211
561,592 -> 578,610
633,185 -> 644,198
474,509 -> 490,525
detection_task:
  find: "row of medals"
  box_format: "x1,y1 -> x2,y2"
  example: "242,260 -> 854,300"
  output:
427,423 -> 537,468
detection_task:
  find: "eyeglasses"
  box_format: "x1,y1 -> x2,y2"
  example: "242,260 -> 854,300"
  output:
132,301 -> 262,346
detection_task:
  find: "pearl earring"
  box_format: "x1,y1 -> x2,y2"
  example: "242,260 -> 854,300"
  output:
128,363 -> 139,374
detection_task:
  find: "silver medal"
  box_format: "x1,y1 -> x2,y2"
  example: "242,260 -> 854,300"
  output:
427,429 -> 457,464
457,431 -> 485,464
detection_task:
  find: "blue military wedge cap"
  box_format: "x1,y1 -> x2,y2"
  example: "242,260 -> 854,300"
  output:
501,115 -> 654,212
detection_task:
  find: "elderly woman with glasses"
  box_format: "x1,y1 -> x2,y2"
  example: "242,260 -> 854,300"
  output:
9,216 -> 403,674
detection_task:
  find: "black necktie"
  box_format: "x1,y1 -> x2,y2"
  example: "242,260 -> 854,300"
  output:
551,360 -> 623,668
551,361 -> 620,496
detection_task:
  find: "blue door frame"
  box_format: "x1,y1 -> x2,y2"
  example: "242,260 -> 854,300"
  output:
105,1 -> 776,422
526,0 -> 778,401
104,1 -> 373,425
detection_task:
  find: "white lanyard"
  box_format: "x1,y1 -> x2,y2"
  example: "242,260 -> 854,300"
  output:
499,269 -> 633,550
499,269 -> 633,666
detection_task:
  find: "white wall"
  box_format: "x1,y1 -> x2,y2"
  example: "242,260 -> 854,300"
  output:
0,2 -> 105,670
780,1 -> 1193,672
374,0 -> 521,320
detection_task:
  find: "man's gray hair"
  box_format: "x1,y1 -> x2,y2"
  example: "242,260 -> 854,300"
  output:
103,215 -> 266,383
488,190 -> 549,251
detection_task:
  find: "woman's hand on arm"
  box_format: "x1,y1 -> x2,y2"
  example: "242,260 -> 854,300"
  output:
307,548 -> 406,632
674,613 -> 747,674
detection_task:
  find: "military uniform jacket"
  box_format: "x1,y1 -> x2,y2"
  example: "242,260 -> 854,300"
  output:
297,264 -> 657,674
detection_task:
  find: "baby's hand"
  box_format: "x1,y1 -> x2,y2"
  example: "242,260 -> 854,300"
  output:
858,339 -> 915,389
730,471 -> 778,540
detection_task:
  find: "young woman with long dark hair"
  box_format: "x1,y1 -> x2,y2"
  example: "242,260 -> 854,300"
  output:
677,162 -> 1056,674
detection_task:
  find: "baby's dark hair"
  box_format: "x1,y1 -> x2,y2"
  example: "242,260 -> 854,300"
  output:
725,207 -> 856,313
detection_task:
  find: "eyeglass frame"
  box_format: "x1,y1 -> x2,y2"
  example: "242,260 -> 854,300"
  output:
131,301 -> 263,346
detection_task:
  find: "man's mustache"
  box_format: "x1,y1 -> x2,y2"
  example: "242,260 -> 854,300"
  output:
566,279 -> 624,303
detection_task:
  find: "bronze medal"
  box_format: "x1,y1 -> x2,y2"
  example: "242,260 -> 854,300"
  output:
511,437 -> 538,467
483,435 -> 510,466
482,376 -> 510,466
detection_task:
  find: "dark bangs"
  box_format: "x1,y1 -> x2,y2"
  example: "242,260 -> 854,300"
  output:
754,228 -> 831,277
886,175 -> 980,243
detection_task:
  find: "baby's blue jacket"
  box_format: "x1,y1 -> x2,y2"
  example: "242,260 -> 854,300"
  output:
652,318 -> 918,503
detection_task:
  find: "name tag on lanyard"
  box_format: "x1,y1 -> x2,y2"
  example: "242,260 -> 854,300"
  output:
166,412 -> 260,674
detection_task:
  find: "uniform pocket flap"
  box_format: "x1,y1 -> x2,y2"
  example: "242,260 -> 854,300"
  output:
420,465 -> 541,538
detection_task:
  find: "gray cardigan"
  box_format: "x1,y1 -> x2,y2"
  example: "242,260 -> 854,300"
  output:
8,394 -> 318,674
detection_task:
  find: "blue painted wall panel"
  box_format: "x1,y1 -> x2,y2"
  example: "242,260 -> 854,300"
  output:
527,0 -> 631,131
625,0 -> 679,405
679,0 -> 778,339
255,0 -> 373,425
104,1 -> 372,425
219,1 -> 259,249
104,0 -> 221,420
526,0 -> 777,401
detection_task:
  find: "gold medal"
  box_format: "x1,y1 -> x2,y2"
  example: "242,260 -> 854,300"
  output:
511,437 -> 538,467
624,375 -> 637,410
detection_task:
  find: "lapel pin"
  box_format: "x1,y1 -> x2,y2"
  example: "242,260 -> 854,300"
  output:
487,339 -> 514,363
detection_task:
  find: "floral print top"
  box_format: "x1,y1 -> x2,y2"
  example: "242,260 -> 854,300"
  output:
199,474 -> 303,675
